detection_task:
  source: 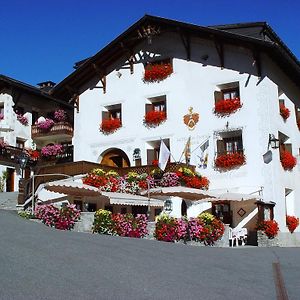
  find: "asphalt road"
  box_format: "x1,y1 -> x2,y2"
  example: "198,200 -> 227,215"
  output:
0,210 -> 299,300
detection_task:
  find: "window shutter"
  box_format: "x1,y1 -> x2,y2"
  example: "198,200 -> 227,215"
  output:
285,143 -> 292,154
147,149 -> 155,165
145,104 -> 152,113
217,140 -> 225,154
214,91 -> 223,104
102,111 -> 109,120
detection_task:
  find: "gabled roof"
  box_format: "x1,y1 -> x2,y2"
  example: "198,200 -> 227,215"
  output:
50,15 -> 300,99
0,74 -> 73,107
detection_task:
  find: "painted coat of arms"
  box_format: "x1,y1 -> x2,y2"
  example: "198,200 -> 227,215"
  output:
183,107 -> 199,130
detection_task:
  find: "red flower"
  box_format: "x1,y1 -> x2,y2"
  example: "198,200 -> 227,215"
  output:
286,215 -> 299,233
280,151 -> 297,170
214,98 -> 242,116
83,174 -> 107,188
144,111 -> 166,128
280,104 -> 290,120
215,152 -> 246,170
143,63 -> 173,83
100,118 -> 121,135
185,176 -> 209,190
152,159 -> 159,166
256,220 -> 279,239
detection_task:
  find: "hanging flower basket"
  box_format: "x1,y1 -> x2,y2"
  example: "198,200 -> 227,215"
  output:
214,98 -> 242,116
100,118 -> 121,135
37,118 -> 55,131
143,111 -> 166,128
143,63 -> 173,83
286,215 -> 299,233
280,150 -> 297,170
17,114 -> 29,126
54,109 -> 67,122
279,104 -> 290,120
215,152 -> 246,170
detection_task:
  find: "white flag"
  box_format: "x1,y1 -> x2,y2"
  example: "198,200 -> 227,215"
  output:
158,140 -> 170,171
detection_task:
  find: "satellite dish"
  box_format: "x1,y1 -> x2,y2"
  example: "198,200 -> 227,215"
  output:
263,150 -> 272,164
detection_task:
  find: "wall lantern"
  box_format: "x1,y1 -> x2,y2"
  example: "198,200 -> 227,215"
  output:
18,152 -> 29,178
164,199 -> 173,212
268,134 -> 280,149
133,148 -> 141,161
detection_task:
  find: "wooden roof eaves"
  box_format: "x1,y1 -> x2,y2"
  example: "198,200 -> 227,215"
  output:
50,15 -> 300,97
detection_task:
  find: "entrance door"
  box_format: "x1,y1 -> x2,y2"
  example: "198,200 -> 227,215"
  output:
213,202 -> 232,225
132,206 -> 147,217
6,168 -> 15,192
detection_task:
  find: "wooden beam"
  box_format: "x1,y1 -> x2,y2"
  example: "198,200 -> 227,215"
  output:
178,28 -> 191,61
92,64 -> 106,94
214,39 -> 224,69
11,88 -> 22,110
252,50 -> 262,78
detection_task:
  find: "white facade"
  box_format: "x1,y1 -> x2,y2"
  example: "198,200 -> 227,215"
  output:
0,92 -> 32,191
72,32 -> 300,233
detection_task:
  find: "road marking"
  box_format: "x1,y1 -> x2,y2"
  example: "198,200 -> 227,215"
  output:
273,262 -> 289,300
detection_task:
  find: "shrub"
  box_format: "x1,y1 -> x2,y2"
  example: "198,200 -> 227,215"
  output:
155,214 -> 179,242
41,144 -> 63,157
93,209 -> 114,235
256,220 -> 279,239
286,215 -> 299,233
35,204 -> 80,230
18,210 -> 35,219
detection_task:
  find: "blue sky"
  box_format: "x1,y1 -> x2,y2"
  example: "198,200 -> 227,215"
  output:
0,0 -> 299,86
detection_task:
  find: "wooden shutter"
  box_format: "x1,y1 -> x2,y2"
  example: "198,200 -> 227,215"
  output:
214,91 -> 223,104
147,149 -> 155,165
217,140 -> 225,154
145,104 -> 152,113
285,143 -> 292,154
102,111 -> 109,120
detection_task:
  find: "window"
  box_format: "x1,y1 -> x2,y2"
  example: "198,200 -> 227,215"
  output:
144,58 -> 172,70
146,138 -> 170,165
145,95 -> 167,114
214,82 -> 240,104
16,138 -> 25,149
216,130 -> 243,155
102,104 -> 122,122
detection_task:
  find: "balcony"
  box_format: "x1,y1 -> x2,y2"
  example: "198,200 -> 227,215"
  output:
0,146 -> 37,168
31,122 -> 73,141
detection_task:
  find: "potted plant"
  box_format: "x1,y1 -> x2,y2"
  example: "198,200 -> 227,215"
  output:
41,144 -> 63,158
286,215 -> 299,233
37,118 -> 55,131
100,118 -> 121,135
280,150 -> 297,170
143,62 -> 173,83
279,104 -> 290,120
54,109 -> 67,122
214,98 -> 242,116
215,152 -> 246,170
143,111 -> 166,128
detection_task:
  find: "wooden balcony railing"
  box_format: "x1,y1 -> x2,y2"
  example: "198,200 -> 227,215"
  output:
31,122 -> 73,139
0,146 -> 37,167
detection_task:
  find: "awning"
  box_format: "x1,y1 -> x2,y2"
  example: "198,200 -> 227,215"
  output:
194,192 -> 260,204
102,192 -> 164,207
141,186 -> 217,201
45,179 -> 102,197
37,188 -> 68,203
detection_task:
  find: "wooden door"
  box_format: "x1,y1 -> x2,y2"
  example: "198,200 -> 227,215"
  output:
6,168 -> 15,192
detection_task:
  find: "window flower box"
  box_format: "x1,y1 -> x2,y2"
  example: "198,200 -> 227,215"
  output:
286,215 -> 299,233
215,152 -> 246,170
41,144 -> 63,157
279,104 -> 290,120
280,150 -> 297,170
143,111 -> 166,128
143,63 -> 173,83
100,118 -> 121,135
37,118 -> 55,131
17,114 -> 29,126
214,98 -> 242,116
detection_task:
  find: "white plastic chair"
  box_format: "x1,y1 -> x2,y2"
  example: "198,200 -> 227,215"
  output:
229,227 -> 239,247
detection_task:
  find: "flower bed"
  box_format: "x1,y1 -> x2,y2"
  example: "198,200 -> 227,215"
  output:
214,98 -> 242,116
83,167 -> 210,194
143,63 -> 173,83
143,111 -> 166,128
37,118 -> 55,131
154,213 -> 224,245
17,114 -> 29,126
280,151 -> 297,170
256,220 -> 279,239
280,104 -> 290,120
41,144 -> 63,157
35,204 -> 81,230
215,152 -> 246,170
93,209 -> 148,238
54,109 -> 67,122
286,215 -> 299,233
100,118 -> 121,135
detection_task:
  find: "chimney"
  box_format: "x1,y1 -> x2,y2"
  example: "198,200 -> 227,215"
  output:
37,81 -> 56,91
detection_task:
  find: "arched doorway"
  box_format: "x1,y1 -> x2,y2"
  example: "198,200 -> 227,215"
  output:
181,200 -> 187,216
100,148 -> 130,168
